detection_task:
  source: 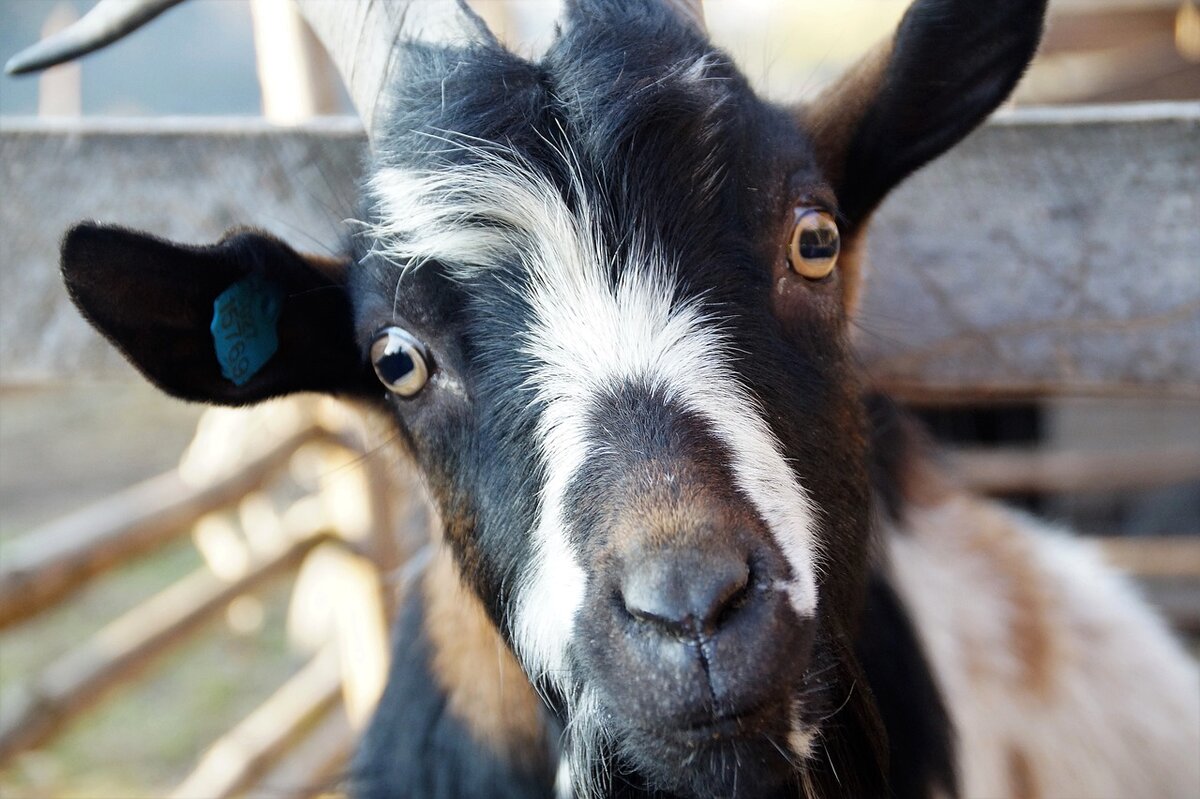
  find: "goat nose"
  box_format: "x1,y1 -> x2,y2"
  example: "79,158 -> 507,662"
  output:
621,550 -> 750,636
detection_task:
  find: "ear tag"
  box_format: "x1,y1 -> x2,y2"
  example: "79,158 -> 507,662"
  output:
210,274 -> 285,386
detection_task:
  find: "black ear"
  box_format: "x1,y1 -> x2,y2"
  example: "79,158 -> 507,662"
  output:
806,0 -> 1047,225
61,223 -> 372,405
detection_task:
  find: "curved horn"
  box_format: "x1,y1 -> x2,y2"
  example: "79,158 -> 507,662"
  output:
5,0 -> 487,137
5,0 -> 185,75
290,0 -> 485,136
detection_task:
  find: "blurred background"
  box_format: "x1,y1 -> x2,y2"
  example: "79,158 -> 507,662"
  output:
1,1 -> 1198,797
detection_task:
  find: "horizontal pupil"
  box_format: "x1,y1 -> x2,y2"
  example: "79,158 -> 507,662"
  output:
799,229 -> 837,260
378,350 -> 415,384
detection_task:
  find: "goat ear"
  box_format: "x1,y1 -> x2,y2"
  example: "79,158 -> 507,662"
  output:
61,223 -> 372,405
805,0 -> 1047,225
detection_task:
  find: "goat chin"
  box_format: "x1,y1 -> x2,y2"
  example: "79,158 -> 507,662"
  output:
558,670 -> 812,799
616,728 -> 799,799
563,715 -> 800,799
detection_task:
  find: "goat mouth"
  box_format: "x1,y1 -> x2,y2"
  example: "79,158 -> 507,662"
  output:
626,699 -> 778,744
681,703 -> 773,738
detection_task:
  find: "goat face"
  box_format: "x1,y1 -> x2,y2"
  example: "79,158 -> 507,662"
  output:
48,0 -> 1046,795
353,14 -> 878,796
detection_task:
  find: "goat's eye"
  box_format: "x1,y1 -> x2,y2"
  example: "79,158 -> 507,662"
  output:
370,327 -> 429,397
788,209 -> 840,280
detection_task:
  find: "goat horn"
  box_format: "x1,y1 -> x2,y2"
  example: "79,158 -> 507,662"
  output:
289,0 -> 485,137
5,0 -> 487,139
4,0 -> 185,75
661,0 -> 706,33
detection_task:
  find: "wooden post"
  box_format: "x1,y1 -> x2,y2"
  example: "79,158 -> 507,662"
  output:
37,3 -> 81,118
249,0 -> 342,122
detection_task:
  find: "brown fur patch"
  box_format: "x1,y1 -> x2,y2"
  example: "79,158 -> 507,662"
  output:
1006,744 -> 1040,799
578,399 -> 770,564
837,227 -> 869,316
964,501 -> 1057,698
605,457 -> 761,555
796,38 -> 892,316
907,465 -> 955,510
422,547 -> 549,769
801,40 -> 893,192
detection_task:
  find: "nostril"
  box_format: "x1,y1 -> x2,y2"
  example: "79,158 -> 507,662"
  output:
707,560 -> 752,622
621,552 -> 752,637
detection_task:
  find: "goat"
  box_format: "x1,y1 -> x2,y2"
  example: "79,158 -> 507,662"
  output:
10,1 -> 1200,797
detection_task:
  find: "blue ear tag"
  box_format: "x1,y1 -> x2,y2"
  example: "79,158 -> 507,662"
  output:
210,274 -> 285,386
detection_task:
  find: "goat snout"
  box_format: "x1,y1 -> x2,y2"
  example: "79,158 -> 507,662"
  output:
578,537 -> 812,735
620,548 -> 750,637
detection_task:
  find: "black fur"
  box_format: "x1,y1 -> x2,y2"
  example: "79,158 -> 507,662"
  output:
834,0 -> 1047,223
351,583 -> 556,799
60,223 -> 373,404
355,8 -> 885,793
865,394 -> 935,526
857,575 -> 959,799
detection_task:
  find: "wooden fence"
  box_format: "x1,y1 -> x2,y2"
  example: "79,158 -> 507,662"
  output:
0,398 -> 423,796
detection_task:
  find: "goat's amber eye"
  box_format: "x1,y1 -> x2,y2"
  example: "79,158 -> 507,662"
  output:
370,327 -> 429,397
788,209 -> 840,280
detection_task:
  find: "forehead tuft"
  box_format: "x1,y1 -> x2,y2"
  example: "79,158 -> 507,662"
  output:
361,9 -> 804,301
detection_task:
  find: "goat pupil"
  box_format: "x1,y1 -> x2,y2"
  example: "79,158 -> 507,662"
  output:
378,350 -> 415,384
799,228 -> 837,260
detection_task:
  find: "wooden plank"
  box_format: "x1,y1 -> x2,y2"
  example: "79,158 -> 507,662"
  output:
1052,0 -> 1184,8
948,446 -> 1200,496
858,103 -> 1200,401
1098,536 -> 1200,579
0,424 -> 328,630
1038,7 -> 1179,53
0,528 -> 335,766
0,117 -> 364,385
1,106 -> 1197,399
170,648 -> 343,799
234,701 -> 353,799
1095,537 -> 1200,634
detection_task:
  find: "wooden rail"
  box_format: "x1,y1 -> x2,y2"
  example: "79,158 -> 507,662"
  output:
2,104 -> 1197,399
169,647 -> 343,799
0,403 -> 404,795
245,706 -> 354,799
0,526 -> 335,764
1101,536 -> 1200,634
1100,536 -> 1200,580
950,446 -> 1200,496
0,425 -> 332,630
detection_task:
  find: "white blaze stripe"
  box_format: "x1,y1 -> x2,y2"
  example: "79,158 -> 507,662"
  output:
522,261 -> 823,631
369,155 -> 821,685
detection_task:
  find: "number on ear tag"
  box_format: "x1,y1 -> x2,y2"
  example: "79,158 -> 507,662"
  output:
210,274 -> 285,386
